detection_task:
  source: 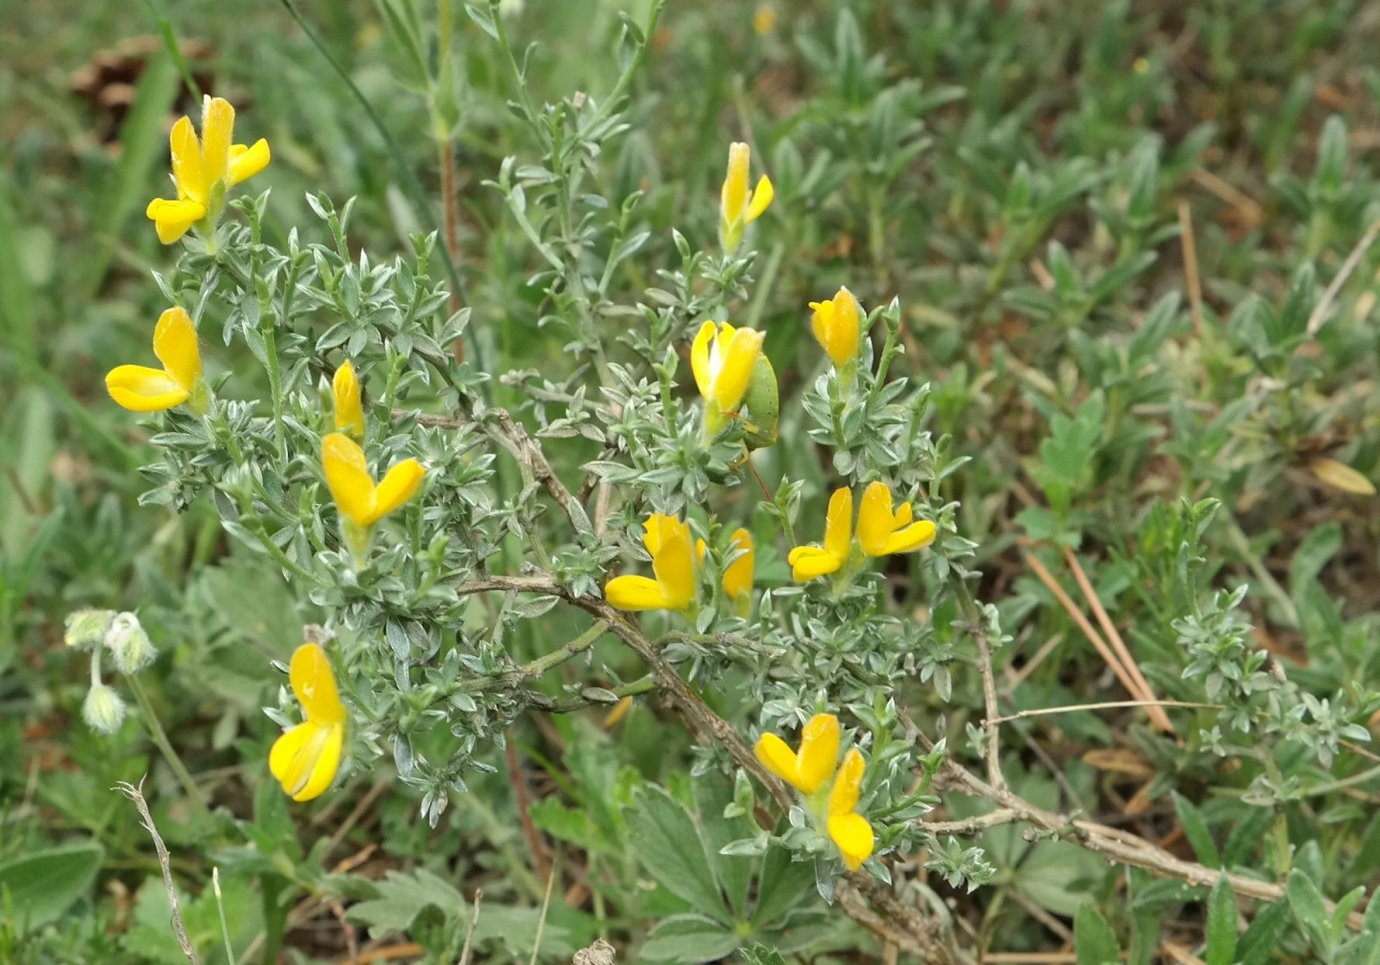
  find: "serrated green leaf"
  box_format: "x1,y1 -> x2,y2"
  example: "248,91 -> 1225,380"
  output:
626,787 -> 727,919
639,914 -> 740,962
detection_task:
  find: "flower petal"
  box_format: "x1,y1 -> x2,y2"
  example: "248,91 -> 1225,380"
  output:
721,142 -> 750,226
145,197 -> 207,245
227,138 -> 271,187
796,713 -> 840,794
105,365 -> 189,411
746,174 -> 774,222
152,307 -> 201,392
823,486 -> 854,563
723,528 -> 754,599
650,516 -> 696,610
690,321 -> 717,400
372,459 -> 426,524
604,575 -> 673,611
829,747 -> 865,816
856,481 -> 895,557
787,546 -> 842,582
291,723 -> 344,802
269,722 -> 315,790
200,96 -> 235,186
882,520 -> 937,555
321,432 -> 376,527
169,116 -> 205,205
713,325 -> 765,412
643,513 -> 678,558
332,360 -> 365,438
827,812 -> 874,871
289,642 -> 345,725
753,732 -> 799,786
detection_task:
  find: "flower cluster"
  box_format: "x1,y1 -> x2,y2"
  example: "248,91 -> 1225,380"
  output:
790,481 -> 936,587
604,515 -> 756,618
755,713 -> 874,870
64,609 -> 158,735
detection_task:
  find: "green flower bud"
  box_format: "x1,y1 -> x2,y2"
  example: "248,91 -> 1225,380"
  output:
65,609 -> 116,651
740,353 -> 780,451
106,612 -> 156,675
82,683 -> 127,735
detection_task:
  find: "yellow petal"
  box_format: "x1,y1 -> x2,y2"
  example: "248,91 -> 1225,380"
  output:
169,116 -> 205,205
713,325 -> 765,412
643,513 -> 678,557
723,528 -> 754,599
721,142 -> 750,226
829,747 -> 865,816
828,287 -> 860,365
650,516 -> 696,610
823,487 -> 854,563
321,432 -> 377,527
787,546 -> 842,582
796,713 -> 840,794
690,320 -> 717,400
371,459 -> 426,524
745,174 -> 774,222
604,574 -> 673,611
827,812 -> 874,871
227,138 -> 271,187
332,360 -> 365,438
290,722 -> 344,802
145,197 -> 207,245
200,96 -> 235,186
856,481 -> 896,557
1309,458 -> 1376,496
753,732 -> 800,786
882,520 -> 937,555
105,365 -> 190,411
289,642 -> 345,725
152,307 -> 201,392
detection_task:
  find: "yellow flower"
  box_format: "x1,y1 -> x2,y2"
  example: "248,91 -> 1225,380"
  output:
723,528 -> 755,601
105,307 -> 208,414
269,643 -> 346,802
146,95 -> 270,245
826,747 -> 874,871
332,360 -> 365,439
719,142 -> 774,253
691,321 -> 766,436
605,514 -> 697,612
788,482 -> 936,583
754,713 -> 839,795
321,433 -> 426,530
809,287 -> 863,369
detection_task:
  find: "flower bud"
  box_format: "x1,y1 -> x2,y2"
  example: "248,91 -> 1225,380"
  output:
106,612 -> 157,675
65,609 -> 116,651
83,683 -> 127,735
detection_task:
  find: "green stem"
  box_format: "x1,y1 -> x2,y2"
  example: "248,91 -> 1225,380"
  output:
126,675 -> 214,823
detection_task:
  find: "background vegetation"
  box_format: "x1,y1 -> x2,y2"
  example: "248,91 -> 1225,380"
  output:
4,0 -> 1380,961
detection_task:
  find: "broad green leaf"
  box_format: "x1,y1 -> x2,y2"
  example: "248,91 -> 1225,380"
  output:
1237,898 -> 1290,965
1172,792 -> 1220,868
1074,904 -> 1119,965
626,786 -> 727,919
693,772 -> 755,918
1205,875 -> 1238,965
639,914 -> 740,962
0,842 -> 104,933
753,843 -> 817,927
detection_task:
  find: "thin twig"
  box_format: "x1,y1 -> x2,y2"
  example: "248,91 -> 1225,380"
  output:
1306,215 -> 1380,337
505,737 -> 551,883
529,862 -> 558,965
992,700 -> 1217,724
1178,199 -> 1205,336
1023,551 -> 1162,728
1061,546 -> 1175,733
457,889 -> 483,965
116,778 -> 200,964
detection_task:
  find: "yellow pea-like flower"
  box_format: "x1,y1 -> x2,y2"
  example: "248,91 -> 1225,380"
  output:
321,433 -> 426,530
856,481 -> 936,557
788,482 -> 936,583
723,528 -> 755,602
332,360 -> 365,439
754,713 -> 840,795
105,307 -> 208,414
719,142 -> 774,253
146,95 -> 270,245
826,747 -> 874,871
809,287 -> 863,369
691,321 -> 766,436
269,643 -> 346,802
605,514 -> 697,613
